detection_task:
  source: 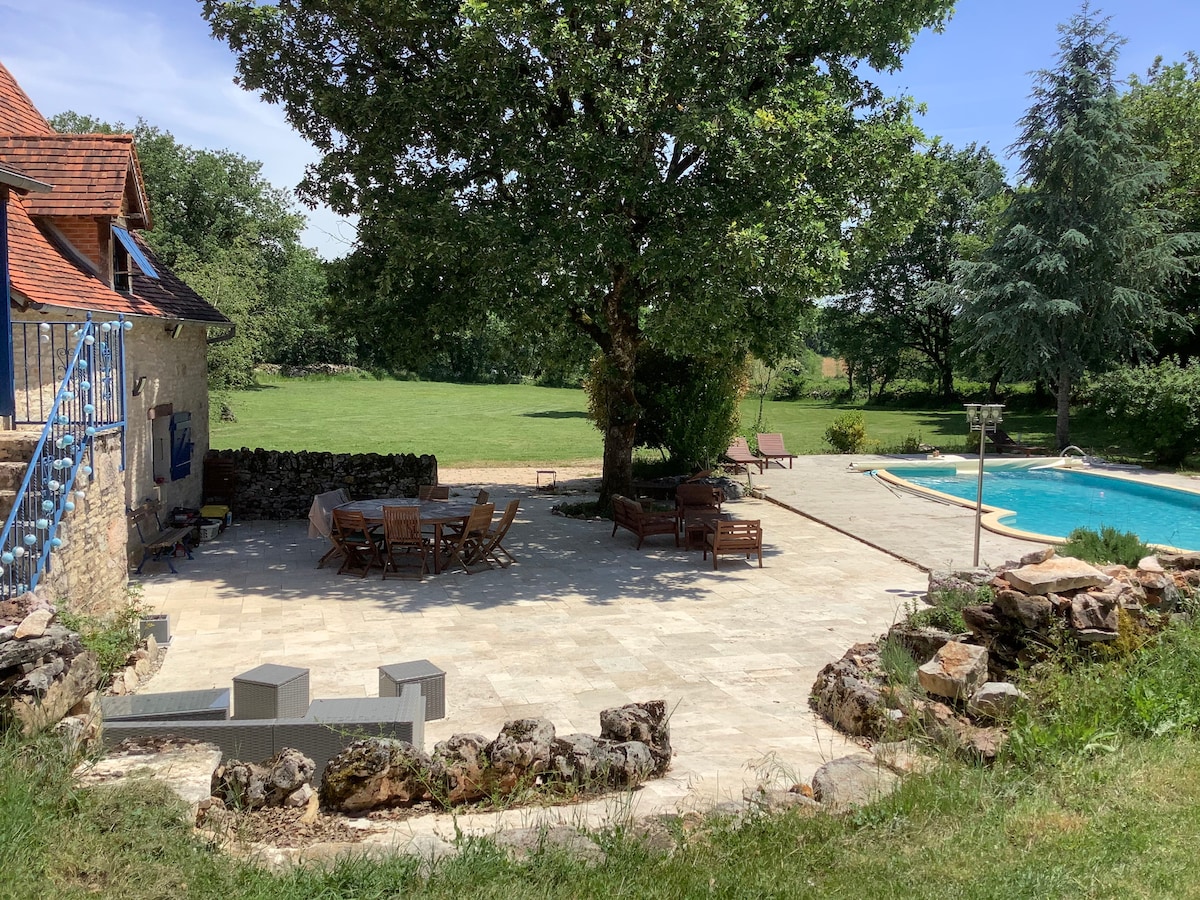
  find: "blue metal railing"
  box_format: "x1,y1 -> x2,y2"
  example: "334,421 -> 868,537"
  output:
0,315 -> 129,598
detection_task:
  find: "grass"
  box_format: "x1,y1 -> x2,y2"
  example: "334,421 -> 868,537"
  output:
213,374 -> 1141,466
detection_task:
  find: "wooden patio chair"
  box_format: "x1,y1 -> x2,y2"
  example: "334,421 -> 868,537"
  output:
419,484 -> 450,501
473,499 -> 520,568
704,519 -> 763,570
675,482 -> 724,521
475,489 -> 490,505
441,502 -> 495,573
330,508 -> 384,577
381,505 -> 431,579
723,437 -> 765,474
756,433 -> 797,469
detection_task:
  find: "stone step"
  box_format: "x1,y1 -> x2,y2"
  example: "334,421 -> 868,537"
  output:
0,461 -> 27,492
0,430 -> 40,463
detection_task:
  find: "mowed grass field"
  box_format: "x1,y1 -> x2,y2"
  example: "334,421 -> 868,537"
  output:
211,375 -> 1104,465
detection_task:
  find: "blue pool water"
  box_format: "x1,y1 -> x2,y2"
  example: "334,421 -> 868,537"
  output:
886,466 -> 1200,550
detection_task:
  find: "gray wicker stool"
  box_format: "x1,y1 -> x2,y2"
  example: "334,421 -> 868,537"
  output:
378,660 -> 445,720
232,664 -> 310,719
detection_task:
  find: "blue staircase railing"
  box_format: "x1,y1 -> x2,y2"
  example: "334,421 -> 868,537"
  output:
0,314 -> 129,599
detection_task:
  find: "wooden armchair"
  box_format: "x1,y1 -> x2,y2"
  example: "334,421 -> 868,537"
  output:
611,495 -> 679,549
704,519 -> 763,570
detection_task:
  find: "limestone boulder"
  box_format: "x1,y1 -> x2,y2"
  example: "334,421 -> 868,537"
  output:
213,747 -> 316,810
13,608 -> 54,639
430,732 -> 491,804
487,718 -> 556,792
993,590 -> 1053,631
9,649 -> 100,735
319,739 -> 433,813
811,754 -> 900,809
599,700 -> 671,775
969,682 -> 1028,719
810,642 -> 888,737
1006,557 -> 1112,595
1068,593 -> 1119,642
886,622 -> 961,663
917,641 -> 988,701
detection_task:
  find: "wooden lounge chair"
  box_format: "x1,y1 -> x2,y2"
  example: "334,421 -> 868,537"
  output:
473,499 -> 520,568
704,519 -> 764,570
611,495 -> 679,549
331,508 -> 384,577
419,484 -> 450,501
987,428 -> 1042,457
723,436 -> 765,474
381,505 -> 431,579
756,433 -> 797,469
441,502 -> 495,573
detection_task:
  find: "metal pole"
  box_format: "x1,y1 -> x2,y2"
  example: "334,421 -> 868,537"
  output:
973,424 -> 986,567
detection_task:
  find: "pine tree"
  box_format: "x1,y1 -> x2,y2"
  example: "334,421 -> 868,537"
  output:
962,3 -> 1195,449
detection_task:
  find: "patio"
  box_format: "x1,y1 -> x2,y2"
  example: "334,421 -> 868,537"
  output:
135,464 -> 999,848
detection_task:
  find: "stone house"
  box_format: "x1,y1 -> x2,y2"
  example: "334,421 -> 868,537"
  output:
0,60 -> 230,614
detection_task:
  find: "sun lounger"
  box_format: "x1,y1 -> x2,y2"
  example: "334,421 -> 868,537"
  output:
987,428 -> 1043,456
723,437 -> 765,474
756,433 -> 797,468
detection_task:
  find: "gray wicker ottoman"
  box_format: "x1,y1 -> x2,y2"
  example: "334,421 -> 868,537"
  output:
232,664 -> 310,719
378,660 -> 445,720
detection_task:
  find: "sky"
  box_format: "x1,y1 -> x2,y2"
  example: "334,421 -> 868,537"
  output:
1,0 -> 1198,261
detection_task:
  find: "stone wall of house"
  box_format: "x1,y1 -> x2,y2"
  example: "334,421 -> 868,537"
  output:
206,448 -> 438,519
40,432 -> 129,617
122,319 -> 209,513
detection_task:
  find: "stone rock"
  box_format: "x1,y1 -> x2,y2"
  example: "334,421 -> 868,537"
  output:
915,700 -> 1006,760
1138,555 -> 1165,574
969,682 -> 1028,719
213,749 -> 315,810
927,568 -> 992,603
1160,552 -> 1200,570
145,633 -> 158,658
320,739 -> 432,813
1006,557 -> 1112,595
809,643 -> 886,737
886,623 -> 960,663
917,641 -> 989,701
13,656 -> 65,695
599,700 -> 671,775
133,657 -> 152,677
743,785 -> 820,814
811,754 -> 900,809
75,737 -> 223,821
8,649 -> 100,735
605,741 -> 655,786
872,740 -> 939,775
430,732 -> 491,804
494,825 -> 606,866
285,783 -> 315,809
487,718 -> 556,792
0,625 -> 82,671
1068,593 -> 1119,642
961,604 -> 1005,638
993,590 -> 1053,631
122,667 -> 138,694
13,608 -> 54,639
1019,547 -> 1056,566
550,732 -> 610,783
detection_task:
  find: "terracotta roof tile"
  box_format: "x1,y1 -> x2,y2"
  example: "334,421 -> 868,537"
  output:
0,135 -> 149,225
6,193 -> 229,325
0,61 -> 54,137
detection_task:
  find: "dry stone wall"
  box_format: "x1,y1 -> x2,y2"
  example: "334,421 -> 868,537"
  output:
205,449 -> 438,519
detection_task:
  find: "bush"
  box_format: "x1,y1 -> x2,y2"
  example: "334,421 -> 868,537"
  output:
1059,526 -> 1151,568
1085,360 -> 1200,465
905,585 -> 992,633
824,411 -> 868,453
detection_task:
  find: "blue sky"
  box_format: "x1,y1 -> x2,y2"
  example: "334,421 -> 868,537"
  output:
1,0 -> 1197,260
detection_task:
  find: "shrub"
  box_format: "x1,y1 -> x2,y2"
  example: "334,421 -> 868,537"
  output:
906,585 -> 993,634
824,411 -> 868,453
1059,526 -> 1151,568
1085,360 -> 1200,464
57,595 -> 143,679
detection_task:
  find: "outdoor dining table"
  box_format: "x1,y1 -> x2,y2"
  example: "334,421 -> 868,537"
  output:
335,498 -> 477,575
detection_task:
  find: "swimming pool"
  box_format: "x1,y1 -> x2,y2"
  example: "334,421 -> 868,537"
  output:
875,462 -> 1200,551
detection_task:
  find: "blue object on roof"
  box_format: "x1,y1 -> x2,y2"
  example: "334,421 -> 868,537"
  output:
112,225 -> 159,280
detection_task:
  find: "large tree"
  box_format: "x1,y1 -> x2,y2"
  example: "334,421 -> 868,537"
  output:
961,6 -> 1194,449
835,142 -> 1007,400
204,0 -> 952,502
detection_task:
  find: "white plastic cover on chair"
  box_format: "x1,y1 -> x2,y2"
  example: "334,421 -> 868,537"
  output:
308,489 -> 351,540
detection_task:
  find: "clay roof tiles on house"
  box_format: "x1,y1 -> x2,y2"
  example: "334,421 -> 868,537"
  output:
0,61 -> 54,137
0,135 -> 149,226
5,192 -> 230,325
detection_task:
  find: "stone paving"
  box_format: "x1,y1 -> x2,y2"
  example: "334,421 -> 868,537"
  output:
139,471 -> 927,846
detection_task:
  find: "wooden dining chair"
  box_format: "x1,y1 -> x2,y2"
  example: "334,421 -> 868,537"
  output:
475,489 -> 490,505
419,484 -> 450,501
330,508 -> 384,577
441,502 -> 494,573
473,499 -> 519,568
381,505 -> 430,579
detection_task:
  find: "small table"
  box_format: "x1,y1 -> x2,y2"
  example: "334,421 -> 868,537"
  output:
682,510 -> 730,550
336,498 -> 475,574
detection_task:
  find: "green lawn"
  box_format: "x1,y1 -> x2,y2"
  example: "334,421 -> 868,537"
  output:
211,375 -> 1126,465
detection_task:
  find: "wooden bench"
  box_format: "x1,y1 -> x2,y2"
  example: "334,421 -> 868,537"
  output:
704,519 -> 763,570
128,502 -> 195,574
611,495 -> 679,549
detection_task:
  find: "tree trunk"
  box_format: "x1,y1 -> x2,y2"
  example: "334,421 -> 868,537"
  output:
596,306 -> 640,510
988,370 -> 1002,402
938,360 -> 954,400
1055,367 -> 1072,451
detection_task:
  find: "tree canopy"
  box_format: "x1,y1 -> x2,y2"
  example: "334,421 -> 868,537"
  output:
961,6 -> 1195,449
204,0 -> 953,501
